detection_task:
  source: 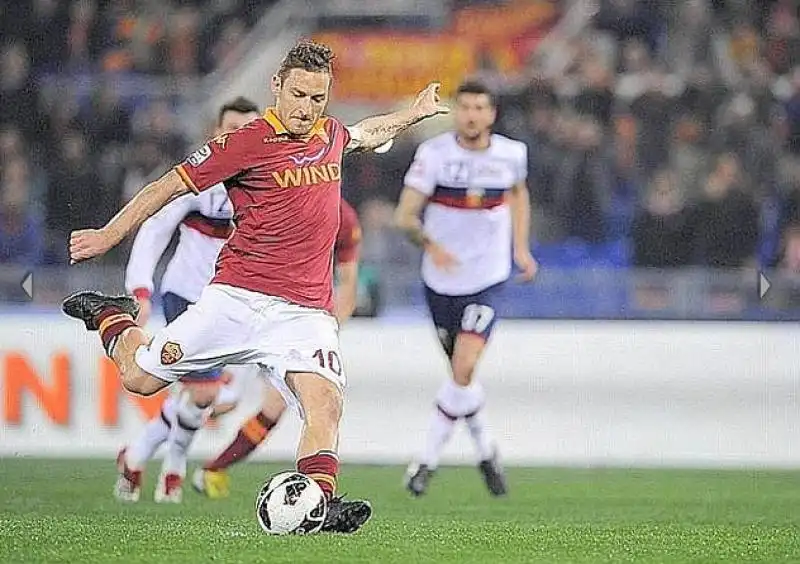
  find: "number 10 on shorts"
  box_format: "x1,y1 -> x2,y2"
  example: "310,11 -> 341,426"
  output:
313,349 -> 342,377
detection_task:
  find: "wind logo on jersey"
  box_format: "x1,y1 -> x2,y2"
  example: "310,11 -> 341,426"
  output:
187,145 -> 212,167
160,342 -> 184,365
271,163 -> 341,188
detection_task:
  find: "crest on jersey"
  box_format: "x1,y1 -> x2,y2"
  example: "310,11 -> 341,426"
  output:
160,342 -> 184,365
187,145 -> 211,167
466,186 -> 485,208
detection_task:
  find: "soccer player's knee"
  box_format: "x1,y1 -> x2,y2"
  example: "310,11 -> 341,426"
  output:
451,360 -> 477,387
190,385 -> 218,407
121,376 -> 155,397
120,370 -> 165,397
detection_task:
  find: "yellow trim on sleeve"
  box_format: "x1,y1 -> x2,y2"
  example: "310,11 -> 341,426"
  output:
174,165 -> 199,194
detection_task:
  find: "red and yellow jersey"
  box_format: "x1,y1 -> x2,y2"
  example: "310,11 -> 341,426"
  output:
175,108 -> 352,314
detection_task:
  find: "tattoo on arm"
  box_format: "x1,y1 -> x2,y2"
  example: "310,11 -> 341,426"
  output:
348,108 -> 424,152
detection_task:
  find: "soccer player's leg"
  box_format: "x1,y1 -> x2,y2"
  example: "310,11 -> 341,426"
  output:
156,382 -> 218,503
142,289 -> 261,502
408,285 -> 506,497
263,304 -> 371,534
66,285 -> 260,496
62,291 -> 166,396
195,384 -> 286,499
450,292 -> 506,496
114,395 -> 178,502
109,292 -> 189,501
287,372 -> 371,534
406,287 -> 462,496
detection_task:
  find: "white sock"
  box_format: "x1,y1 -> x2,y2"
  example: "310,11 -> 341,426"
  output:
465,409 -> 494,462
421,409 -> 456,471
421,379 -> 489,469
441,379 -> 484,415
126,395 -> 177,470
453,381 -> 493,461
161,394 -> 211,478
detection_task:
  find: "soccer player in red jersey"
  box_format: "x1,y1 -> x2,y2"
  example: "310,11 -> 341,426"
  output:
193,200 -> 362,499
62,41 -> 448,533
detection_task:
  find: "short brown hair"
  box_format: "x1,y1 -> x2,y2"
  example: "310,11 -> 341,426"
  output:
277,40 -> 334,81
217,96 -> 259,126
457,80 -> 496,107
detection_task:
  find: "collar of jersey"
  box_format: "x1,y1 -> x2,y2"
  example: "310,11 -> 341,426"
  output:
263,108 -> 328,141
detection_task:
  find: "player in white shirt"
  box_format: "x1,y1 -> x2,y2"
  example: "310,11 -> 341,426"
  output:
114,97 -> 261,503
394,80 -> 537,497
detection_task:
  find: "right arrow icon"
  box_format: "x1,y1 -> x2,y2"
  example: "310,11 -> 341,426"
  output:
759,272 -> 771,300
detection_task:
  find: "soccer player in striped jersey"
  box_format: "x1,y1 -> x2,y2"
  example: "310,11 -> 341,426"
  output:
395,80 -> 537,497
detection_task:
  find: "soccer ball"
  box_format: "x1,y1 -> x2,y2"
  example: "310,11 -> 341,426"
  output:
255,472 -> 327,535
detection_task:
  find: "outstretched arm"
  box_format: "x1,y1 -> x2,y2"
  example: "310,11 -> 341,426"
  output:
347,83 -> 449,153
70,120 -> 262,264
70,169 -> 190,263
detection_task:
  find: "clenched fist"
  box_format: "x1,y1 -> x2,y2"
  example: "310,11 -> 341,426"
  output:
411,82 -> 450,119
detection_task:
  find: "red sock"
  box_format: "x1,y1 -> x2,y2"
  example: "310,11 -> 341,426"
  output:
204,412 -> 275,471
120,456 -> 142,486
97,307 -> 136,357
297,450 -> 338,500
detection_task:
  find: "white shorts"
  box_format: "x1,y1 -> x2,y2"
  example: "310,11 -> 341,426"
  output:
135,284 -> 345,413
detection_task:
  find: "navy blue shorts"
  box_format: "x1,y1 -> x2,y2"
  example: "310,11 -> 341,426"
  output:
424,283 -> 503,359
161,292 -> 223,382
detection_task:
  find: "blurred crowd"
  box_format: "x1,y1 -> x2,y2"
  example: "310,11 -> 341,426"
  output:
511,0 -> 800,274
0,0 -> 269,265
3,0 -> 800,280
345,0 -> 800,277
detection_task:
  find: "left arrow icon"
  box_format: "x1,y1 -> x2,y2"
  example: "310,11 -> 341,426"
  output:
21,272 -> 33,299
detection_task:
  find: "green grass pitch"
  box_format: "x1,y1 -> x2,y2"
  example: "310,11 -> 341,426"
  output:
1,459 -> 798,563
